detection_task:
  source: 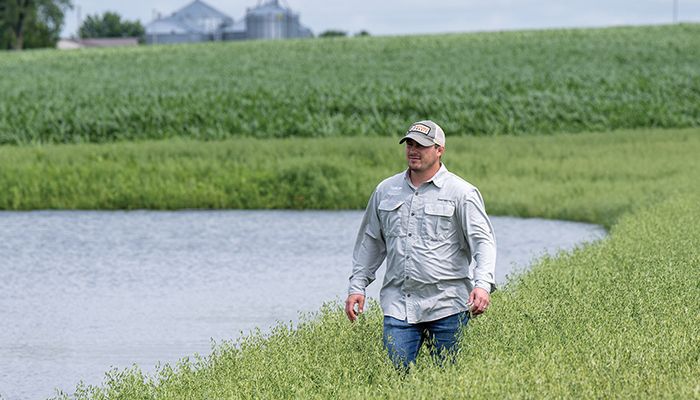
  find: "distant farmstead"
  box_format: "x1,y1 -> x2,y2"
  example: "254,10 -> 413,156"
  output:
145,0 -> 313,44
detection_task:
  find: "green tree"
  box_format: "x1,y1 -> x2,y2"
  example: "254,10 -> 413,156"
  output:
319,30 -> 346,38
0,0 -> 72,50
0,2 -> 9,46
78,11 -> 144,39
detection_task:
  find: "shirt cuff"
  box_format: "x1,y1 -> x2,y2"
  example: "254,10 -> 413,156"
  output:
474,280 -> 495,293
348,279 -> 367,296
348,289 -> 366,297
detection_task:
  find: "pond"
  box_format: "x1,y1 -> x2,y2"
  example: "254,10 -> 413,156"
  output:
0,210 -> 606,400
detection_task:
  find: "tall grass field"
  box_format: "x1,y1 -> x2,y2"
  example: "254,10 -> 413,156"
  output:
0,23 -> 698,399
0,129 -> 697,229
0,24 -> 699,144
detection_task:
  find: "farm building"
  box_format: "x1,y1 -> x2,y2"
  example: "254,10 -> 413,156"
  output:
145,0 -> 312,44
244,1 -> 312,40
57,38 -> 140,50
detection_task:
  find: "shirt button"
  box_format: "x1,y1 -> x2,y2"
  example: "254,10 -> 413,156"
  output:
415,192 -> 419,196
408,233 -> 412,237
411,212 -> 415,216
407,294 -> 411,297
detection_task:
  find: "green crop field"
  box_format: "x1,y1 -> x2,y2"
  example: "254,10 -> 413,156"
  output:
1,24 -> 699,144
1,23 -> 698,399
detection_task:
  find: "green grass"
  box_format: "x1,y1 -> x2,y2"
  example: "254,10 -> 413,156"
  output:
29,127 -> 697,399
1,24 -> 699,144
2,128 -> 698,229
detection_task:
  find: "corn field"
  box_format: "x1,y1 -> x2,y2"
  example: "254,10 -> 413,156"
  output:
0,24 -> 698,145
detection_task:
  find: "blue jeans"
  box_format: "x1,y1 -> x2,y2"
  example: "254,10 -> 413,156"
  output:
382,311 -> 470,369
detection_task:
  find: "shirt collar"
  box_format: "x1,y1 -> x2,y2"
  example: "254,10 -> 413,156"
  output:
403,163 -> 449,189
430,164 -> 448,188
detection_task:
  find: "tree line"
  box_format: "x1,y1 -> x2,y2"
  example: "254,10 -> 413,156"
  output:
0,0 -> 71,50
1,0 -> 143,50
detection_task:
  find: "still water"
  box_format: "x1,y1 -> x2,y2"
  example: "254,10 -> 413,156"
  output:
0,211 -> 605,399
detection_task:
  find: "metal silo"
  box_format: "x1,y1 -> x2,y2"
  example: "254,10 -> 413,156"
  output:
245,0 -> 305,40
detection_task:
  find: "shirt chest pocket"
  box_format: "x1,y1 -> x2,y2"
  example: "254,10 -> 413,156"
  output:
423,202 -> 456,241
378,199 -> 404,238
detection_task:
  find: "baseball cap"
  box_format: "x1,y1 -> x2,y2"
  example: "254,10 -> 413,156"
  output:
399,120 -> 446,147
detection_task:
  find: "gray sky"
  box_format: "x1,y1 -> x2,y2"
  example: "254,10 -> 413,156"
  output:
62,0 -> 700,37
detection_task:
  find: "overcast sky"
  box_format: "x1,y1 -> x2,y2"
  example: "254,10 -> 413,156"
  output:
61,0 -> 700,37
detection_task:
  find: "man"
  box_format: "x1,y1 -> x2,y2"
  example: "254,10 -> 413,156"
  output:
345,120 -> 497,369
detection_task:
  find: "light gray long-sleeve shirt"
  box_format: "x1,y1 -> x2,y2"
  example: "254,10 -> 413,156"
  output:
348,164 -> 497,324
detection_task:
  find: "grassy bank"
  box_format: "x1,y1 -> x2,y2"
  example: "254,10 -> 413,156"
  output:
50,129 -> 700,399
1,24 -> 699,144
2,128 -> 698,229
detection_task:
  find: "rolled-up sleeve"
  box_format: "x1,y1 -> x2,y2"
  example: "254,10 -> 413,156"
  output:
461,189 -> 497,293
348,189 -> 386,296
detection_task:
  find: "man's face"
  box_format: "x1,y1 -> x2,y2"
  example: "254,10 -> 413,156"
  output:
405,138 -> 444,173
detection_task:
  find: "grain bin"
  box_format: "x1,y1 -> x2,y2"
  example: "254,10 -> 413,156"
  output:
245,0 -> 312,40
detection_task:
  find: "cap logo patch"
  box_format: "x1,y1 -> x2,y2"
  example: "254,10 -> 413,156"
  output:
408,123 -> 432,137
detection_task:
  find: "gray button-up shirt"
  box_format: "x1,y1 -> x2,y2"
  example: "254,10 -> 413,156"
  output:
348,164 -> 497,324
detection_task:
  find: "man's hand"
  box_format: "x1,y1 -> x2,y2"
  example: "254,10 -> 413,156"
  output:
345,293 -> 365,322
468,287 -> 490,316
